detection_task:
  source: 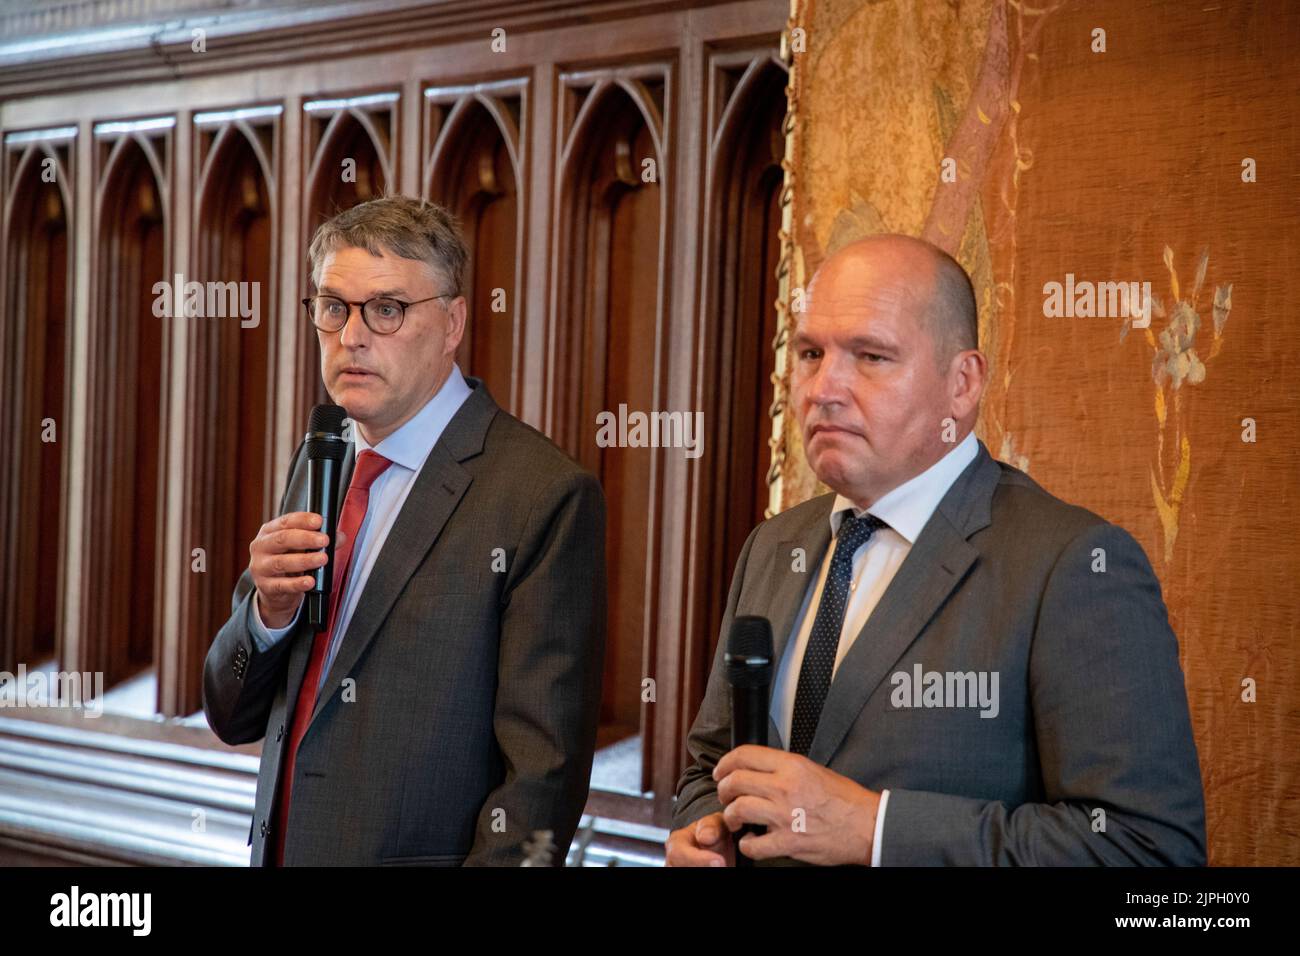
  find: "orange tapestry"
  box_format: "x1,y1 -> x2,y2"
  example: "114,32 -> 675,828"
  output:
775,0 -> 1299,865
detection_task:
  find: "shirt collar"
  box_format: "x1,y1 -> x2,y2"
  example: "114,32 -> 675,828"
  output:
349,363 -> 473,472
829,430 -> 979,545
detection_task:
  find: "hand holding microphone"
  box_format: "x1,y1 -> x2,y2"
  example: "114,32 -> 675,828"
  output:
248,403 -> 349,631
725,615 -> 775,867
712,611 -> 883,866
249,512 -> 330,629
664,615 -> 772,868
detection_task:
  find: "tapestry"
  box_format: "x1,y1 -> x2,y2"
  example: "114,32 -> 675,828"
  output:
775,0 -> 1300,865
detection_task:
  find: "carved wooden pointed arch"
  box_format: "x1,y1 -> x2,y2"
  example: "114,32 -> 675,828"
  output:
196,119 -> 276,202
425,80 -> 527,413
176,113 -> 279,716
559,75 -> 667,177
550,71 -> 670,454
304,107 -> 392,210
0,0 -> 810,859
679,48 -> 789,740
82,127 -> 171,691
551,65 -> 672,790
1,138 -> 74,675
426,89 -> 523,189
4,141 -> 73,223
98,132 -> 169,215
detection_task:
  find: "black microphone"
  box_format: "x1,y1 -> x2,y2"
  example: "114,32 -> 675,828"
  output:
305,403 -> 348,630
726,615 -> 774,868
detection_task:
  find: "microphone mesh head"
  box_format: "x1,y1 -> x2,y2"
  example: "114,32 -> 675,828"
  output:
308,403 -> 347,435
726,615 -> 773,688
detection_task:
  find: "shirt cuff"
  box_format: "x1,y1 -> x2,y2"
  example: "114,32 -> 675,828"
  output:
870,788 -> 889,867
248,594 -> 301,652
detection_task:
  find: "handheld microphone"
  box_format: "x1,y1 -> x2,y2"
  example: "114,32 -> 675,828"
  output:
305,403 -> 348,630
726,614 -> 774,868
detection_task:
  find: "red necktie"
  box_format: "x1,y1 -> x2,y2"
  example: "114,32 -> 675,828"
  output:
272,449 -> 393,865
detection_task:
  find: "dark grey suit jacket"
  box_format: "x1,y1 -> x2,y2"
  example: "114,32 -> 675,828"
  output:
674,439 -> 1206,865
202,376 -> 606,866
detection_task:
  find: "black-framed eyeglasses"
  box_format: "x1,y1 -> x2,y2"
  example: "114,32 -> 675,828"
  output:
302,292 -> 457,335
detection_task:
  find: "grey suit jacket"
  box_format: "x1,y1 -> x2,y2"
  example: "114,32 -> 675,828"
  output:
674,440 -> 1206,865
202,377 -> 607,866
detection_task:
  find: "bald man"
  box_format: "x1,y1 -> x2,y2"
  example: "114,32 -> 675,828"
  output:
666,235 -> 1205,866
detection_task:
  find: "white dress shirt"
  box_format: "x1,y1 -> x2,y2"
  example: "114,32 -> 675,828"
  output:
249,364 -> 473,701
769,430 -> 978,865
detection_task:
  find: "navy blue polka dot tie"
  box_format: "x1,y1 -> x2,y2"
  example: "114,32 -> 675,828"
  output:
789,511 -> 887,756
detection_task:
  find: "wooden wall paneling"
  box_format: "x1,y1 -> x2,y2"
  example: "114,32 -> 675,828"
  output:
0,132 -> 75,676
644,33 -> 704,821
85,119 -> 172,690
298,91 -> 399,423
516,60 -> 556,434
53,120 -> 94,704
550,65 -> 671,793
157,107 -> 193,720
174,107 -> 281,716
0,0 -> 796,858
0,137 -> 7,669
272,95 -> 305,521
678,48 -> 787,765
424,79 -> 527,416
399,77 -> 422,199
0,137 -> 6,667
0,0 -> 775,102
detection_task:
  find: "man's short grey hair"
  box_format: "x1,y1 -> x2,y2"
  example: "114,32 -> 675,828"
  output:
307,195 -> 468,295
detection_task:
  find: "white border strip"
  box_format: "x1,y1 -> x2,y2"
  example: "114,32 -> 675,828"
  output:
4,126 -> 77,145
194,105 -> 284,125
93,116 -> 176,136
303,92 -> 398,112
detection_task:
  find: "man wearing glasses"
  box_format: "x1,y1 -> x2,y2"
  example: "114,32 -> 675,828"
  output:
202,196 -> 607,866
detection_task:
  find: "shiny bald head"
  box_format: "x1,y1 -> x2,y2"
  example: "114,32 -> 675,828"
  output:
790,233 -> 987,507
823,235 -> 977,367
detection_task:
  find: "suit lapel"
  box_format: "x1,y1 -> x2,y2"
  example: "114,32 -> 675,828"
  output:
769,503 -> 834,673
304,380 -> 498,732
807,441 -> 1001,766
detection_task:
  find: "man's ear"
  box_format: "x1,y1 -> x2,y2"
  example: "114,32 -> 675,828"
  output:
445,296 -> 468,355
950,349 -> 987,420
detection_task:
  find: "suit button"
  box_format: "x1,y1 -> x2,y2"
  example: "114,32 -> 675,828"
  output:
261,820 -> 268,838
